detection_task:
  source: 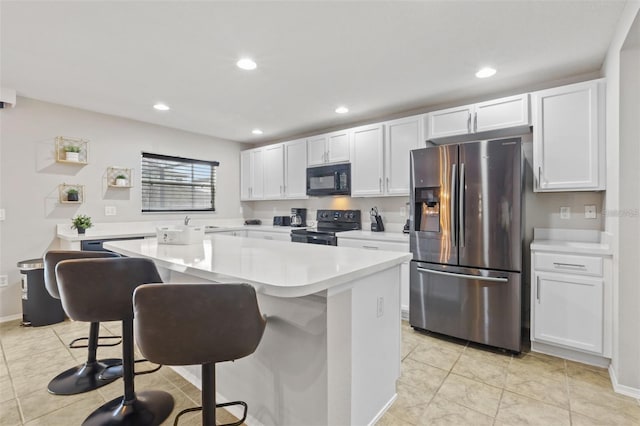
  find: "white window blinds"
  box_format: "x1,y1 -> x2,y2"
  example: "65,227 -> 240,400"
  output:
141,152 -> 219,212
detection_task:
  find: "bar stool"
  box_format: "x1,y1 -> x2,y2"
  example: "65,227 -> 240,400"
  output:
44,250 -> 123,395
133,283 -> 266,426
56,257 -> 174,426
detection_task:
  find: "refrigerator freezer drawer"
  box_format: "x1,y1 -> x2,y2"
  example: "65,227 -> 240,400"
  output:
409,262 -> 522,352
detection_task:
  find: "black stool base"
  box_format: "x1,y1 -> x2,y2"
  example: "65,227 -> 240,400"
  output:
47,358 -> 122,395
82,390 -> 174,426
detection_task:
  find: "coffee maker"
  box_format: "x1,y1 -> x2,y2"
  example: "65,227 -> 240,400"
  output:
290,208 -> 307,227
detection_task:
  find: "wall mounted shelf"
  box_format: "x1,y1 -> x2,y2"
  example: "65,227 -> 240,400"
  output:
107,166 -> 133,188
58,183 -> 85,204
55,136 -> 89,164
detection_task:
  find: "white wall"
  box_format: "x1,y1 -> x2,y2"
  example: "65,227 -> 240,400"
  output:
0,97 -> 244,320
602,2 -> 640,395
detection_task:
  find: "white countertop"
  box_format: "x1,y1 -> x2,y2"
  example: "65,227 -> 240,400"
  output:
531,228 -> 613,256
104,235 -> 412,298
56,221 -> 302,242
338,230 -> 410,244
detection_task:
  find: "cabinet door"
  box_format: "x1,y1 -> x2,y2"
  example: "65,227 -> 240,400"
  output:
250,148 -> 264,199
426,105 -> 473,139
532,80 -> 603,191
263,144 -> 284,199
351,124 -> 384,197
533,272 -> 603,354
240,150 -> 251,200
327,130 -> 350,163
475,94 -> 530,133
284,138 -> 308,199
385,115 -> 424,195
307,135 -> 327,166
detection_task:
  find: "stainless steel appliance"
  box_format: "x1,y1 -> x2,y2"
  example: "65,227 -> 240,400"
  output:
409,137 -> 523,352
306,163 -> 351,196
291,209 -> 361,246
290,208 -> 307,227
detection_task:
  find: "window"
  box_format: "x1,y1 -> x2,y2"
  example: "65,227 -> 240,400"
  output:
141,152 -> 219,212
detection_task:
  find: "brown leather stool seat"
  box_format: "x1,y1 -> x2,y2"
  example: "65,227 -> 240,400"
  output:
44,250 -> 123,395
56,257 -> 174,426
133,283 -> 266,426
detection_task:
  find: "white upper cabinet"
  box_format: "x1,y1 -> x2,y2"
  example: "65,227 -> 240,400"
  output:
385,115 -> 424,195
532,79 -> 605,192
240,147 -> 264,201
351,114 -> 425,197
307,130 -> 350,166
426,94 -> 530,140
351,124 -> 385,197
284,138 -> 308,199
263,144 -> 285,199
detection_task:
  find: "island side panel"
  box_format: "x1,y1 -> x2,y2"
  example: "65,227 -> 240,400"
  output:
327,265 -> 402,426
163,268 -> 329,426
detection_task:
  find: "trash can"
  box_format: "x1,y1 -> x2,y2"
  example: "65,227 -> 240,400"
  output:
17,258 -> 66,326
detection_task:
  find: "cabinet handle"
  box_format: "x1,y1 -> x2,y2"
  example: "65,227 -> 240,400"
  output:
379,177 -> 383,192
467,112 -> 471,133
474,112 -> 477,132
553,262 -> 587,270
386,177 -> 390,192
280,185 -> 283,195
538,167 -> 542,188
536,276 -> 540,302
362,245 -> 379,250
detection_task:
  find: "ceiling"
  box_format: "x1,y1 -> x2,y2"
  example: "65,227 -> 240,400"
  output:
0,1 -> 628,143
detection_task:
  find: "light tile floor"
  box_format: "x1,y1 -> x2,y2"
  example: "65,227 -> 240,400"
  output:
1,318 -> 639,425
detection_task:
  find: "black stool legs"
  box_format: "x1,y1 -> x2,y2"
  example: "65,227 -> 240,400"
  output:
82,319 -> 173,426
47,322 -> 121,395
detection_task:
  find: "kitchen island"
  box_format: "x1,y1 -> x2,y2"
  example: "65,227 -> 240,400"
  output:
105,235 -> 412,426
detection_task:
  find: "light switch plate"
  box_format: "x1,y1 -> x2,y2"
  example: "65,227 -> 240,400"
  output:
585,205 -> 597,219
560,207 -> 571,219
0,208 -> 5,221
0,275 -> 8,288
105,206 -> 117,216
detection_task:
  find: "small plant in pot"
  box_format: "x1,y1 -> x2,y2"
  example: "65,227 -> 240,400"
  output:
114,174 -> 128,186
64,145 -> 81,162
71,214 -> 92,234
66,188 -> 79,202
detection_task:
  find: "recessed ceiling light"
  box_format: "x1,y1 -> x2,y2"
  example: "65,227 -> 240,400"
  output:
237,58 -> 257,70
252,129 -> 263,135
475,67 -> 497,78
335,106 -> 349,114
153,103 -> 170,111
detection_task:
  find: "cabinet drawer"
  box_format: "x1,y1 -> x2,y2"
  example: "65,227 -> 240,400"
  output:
533,252 -> 602,276
338,238 -> 409,252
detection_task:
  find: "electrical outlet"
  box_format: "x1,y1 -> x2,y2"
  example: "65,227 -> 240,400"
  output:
560,207 -> 571,220
585,205 -> 597,219
0,275 -> 8,288
104,206 -> 117,216
0,208 -> 5,221
377,296 -> 384,317
400,207 -> 406,217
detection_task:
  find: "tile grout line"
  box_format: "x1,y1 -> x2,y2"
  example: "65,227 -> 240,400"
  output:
0,329 -> 27,425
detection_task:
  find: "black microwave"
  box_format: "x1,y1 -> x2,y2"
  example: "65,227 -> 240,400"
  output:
306,163 -> 351,196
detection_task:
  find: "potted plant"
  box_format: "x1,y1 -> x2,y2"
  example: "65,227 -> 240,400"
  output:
66,188 -> 79,202
114,174 -> 128,186
71,214 -> 92,234
64,145 -> 81,162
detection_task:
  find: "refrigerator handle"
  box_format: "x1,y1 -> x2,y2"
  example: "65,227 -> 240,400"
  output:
459,163 -> 465,247
450,164 -> 457,246
416,267 -> 509,283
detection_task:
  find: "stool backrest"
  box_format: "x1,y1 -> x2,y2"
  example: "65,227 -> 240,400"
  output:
133,283 -> 266,366
44,250 -> 119,299
56,257 -> 162,322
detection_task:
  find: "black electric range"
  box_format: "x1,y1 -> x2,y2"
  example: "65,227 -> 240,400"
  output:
290,209 -> 361,246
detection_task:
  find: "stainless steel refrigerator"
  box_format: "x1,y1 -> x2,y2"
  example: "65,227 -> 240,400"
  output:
409,137 -> 523,352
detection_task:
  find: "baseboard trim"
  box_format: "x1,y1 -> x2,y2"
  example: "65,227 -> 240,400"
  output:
0,314 -> 22,324
609,365 -> 640,399
368,392 -> 397,426
401,307 -> 409,321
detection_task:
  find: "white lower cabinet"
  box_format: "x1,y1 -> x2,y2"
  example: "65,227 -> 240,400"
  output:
338,237 -> 410,319
245,230 -> 291,242
215,230 -> 247,237
531,249 -> 609,358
